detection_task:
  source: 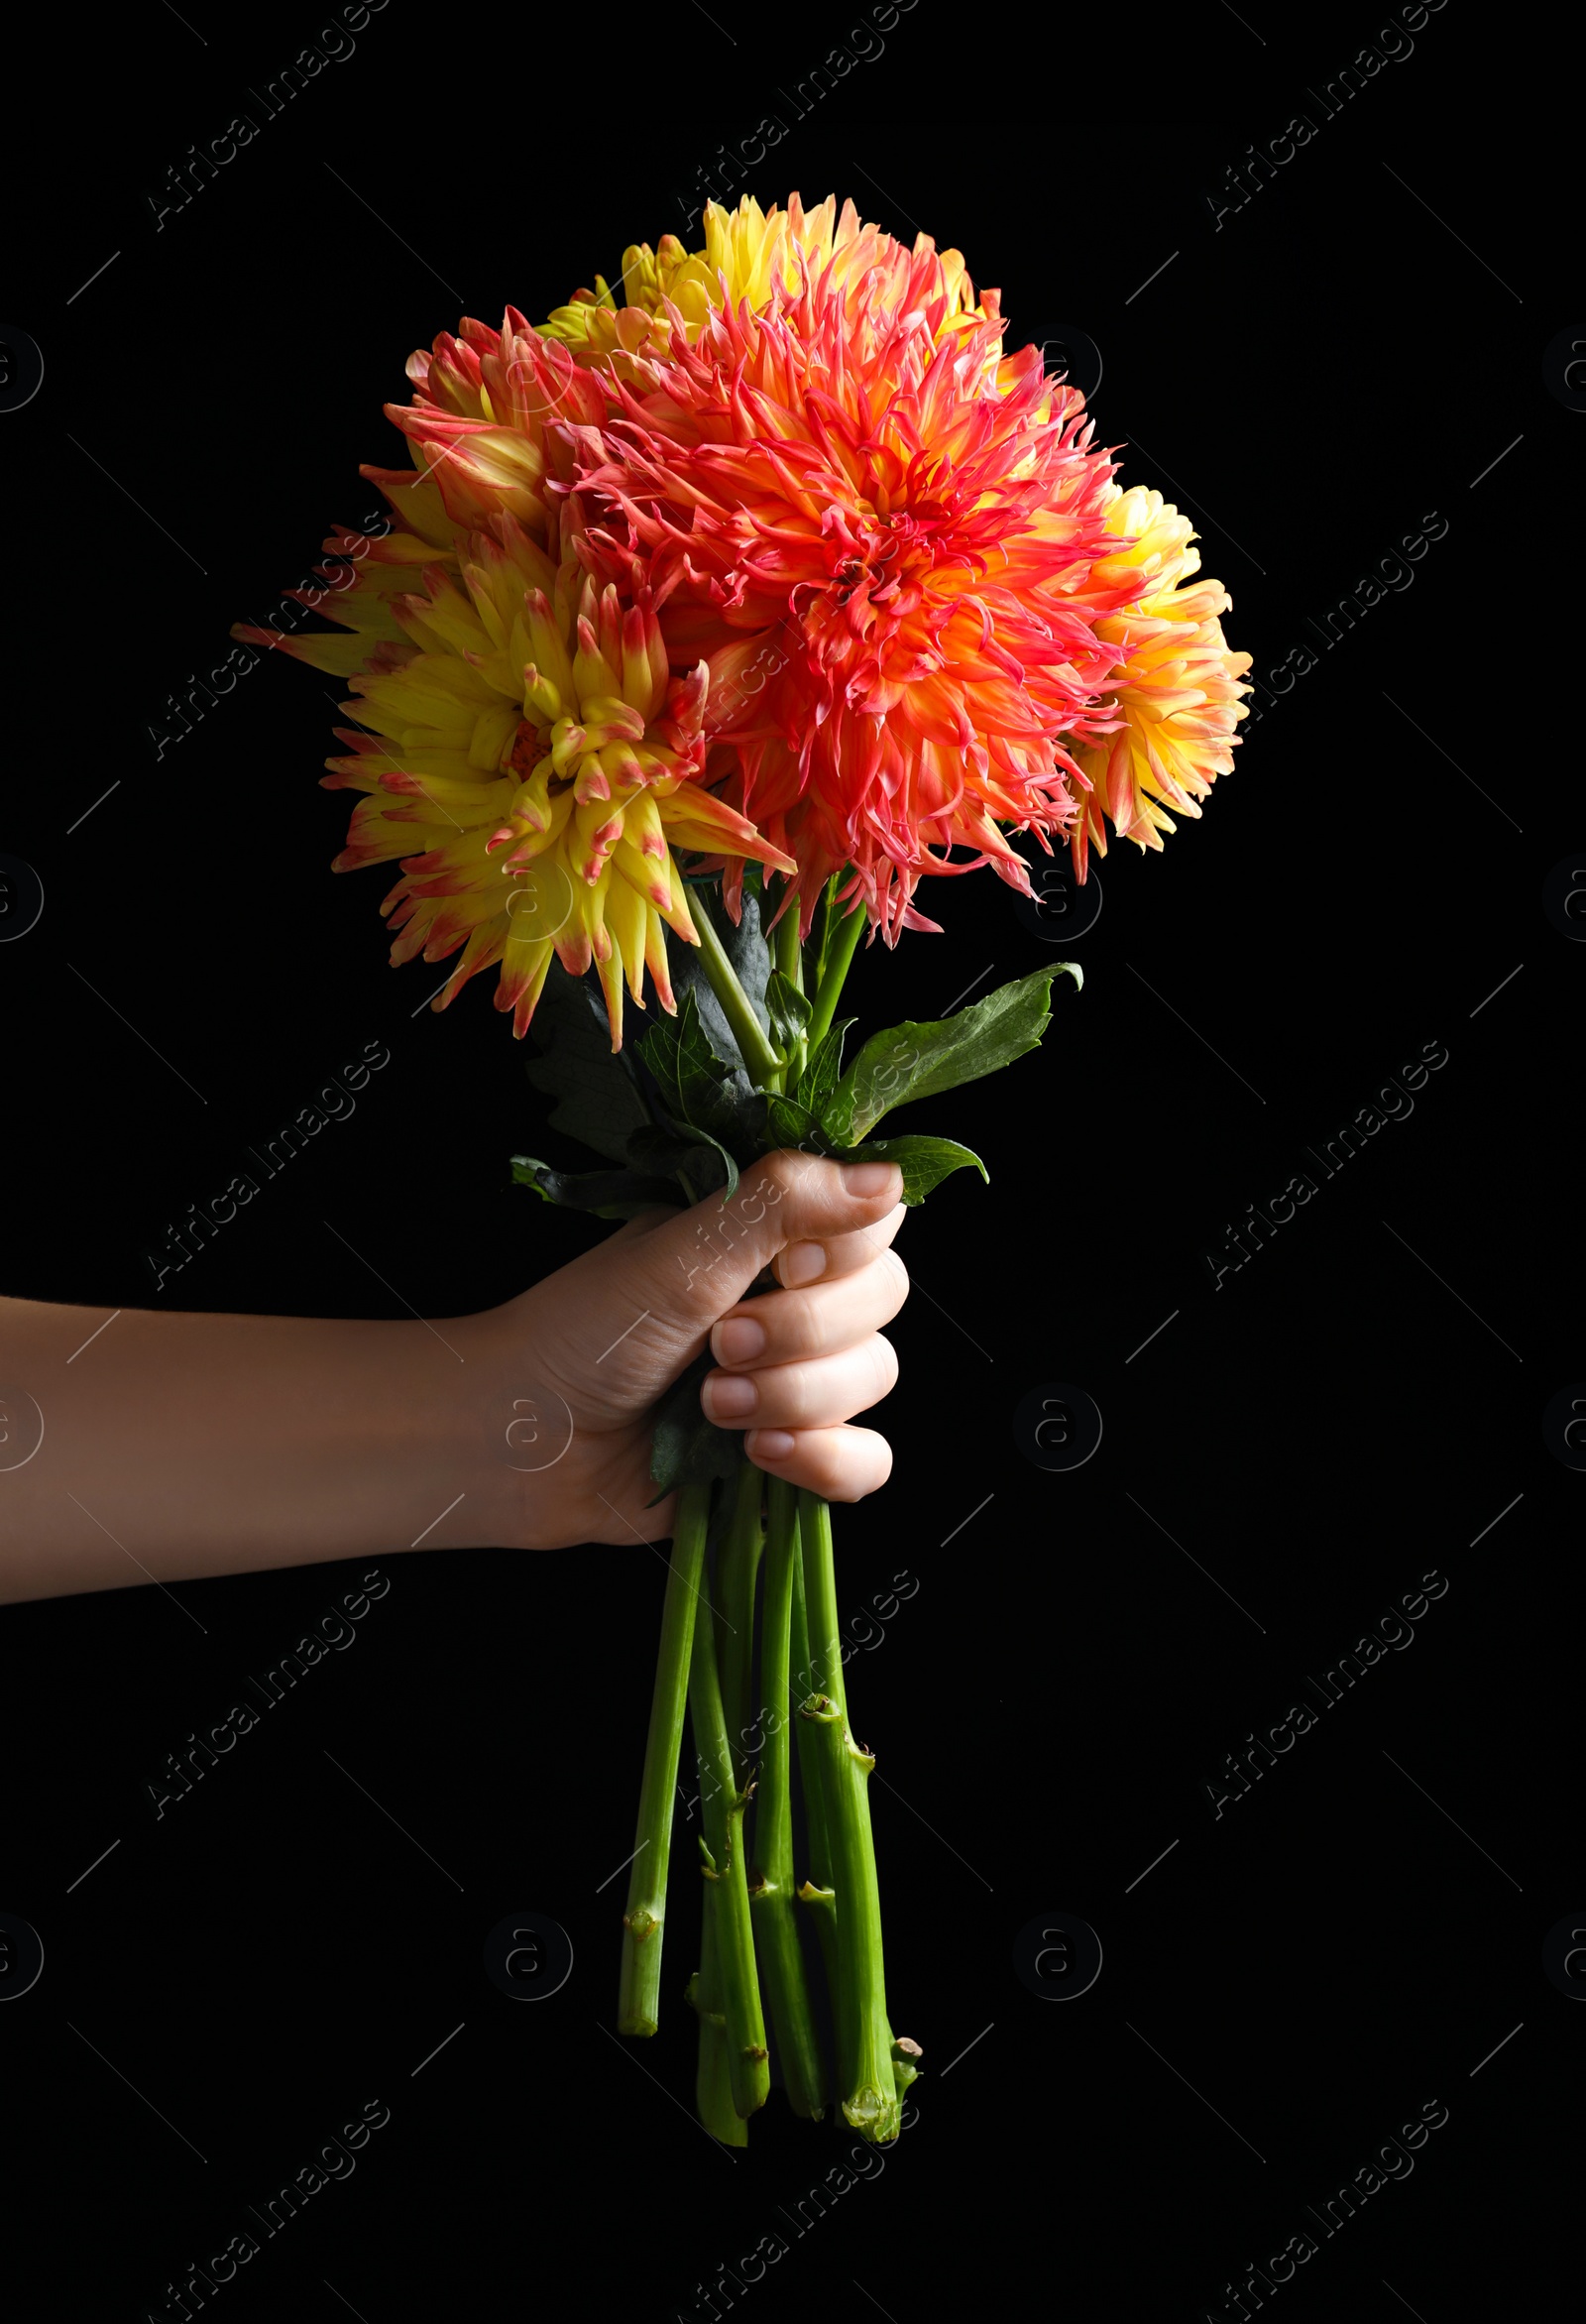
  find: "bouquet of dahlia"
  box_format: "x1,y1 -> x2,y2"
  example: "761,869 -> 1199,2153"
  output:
242,194 -> 1250,2145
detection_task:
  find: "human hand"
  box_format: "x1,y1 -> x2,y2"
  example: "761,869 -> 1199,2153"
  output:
0,1155 -> 906,1599
473,1153 -> 908,1551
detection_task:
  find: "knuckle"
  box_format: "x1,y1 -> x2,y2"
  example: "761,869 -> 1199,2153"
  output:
812,1437 -> 847,1496
783,1287 -> 819,1350
767,1146 -> 840,1221
804,1357 -> 836,1422
826,1427 -> 890,1503
877,1250 -> 910,1312
756,1150 -> 800,1196
772,1359 -> 811,1425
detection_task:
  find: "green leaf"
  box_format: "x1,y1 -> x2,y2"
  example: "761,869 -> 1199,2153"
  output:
638,988 -> 766,1180
523,960 -> 652,1165
844,1134 -> 989,1206
764,1093 -> 835,1156
765,970 -> 812,1050
668,1122 -> 741,1203
824,965 -> 1080,1145
624,1123 -> 735,1204
510,1155 -> 682,1221
648,1350 -> 742,1498
799,1016 -> 854,1121
638,987 -> 725,1120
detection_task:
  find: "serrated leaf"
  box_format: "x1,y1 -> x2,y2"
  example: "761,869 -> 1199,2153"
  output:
824,965 -> 1079,1144
648,1350 -> 742,1498
638,988 -> 722,1118
766,970 -> 812,1050
523,960 -> 652,1165
638,988 -> 766,1174
675,1123 -> 740,1204
799,1015 -> 854,1120
510,1155 -> 682,1221
764,1092 -> 835,1156
844,1134 -> 989,1206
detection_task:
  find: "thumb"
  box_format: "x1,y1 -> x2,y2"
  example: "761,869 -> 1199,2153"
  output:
620,1153 -> 902,1344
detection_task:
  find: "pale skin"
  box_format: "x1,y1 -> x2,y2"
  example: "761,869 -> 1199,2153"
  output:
0,1154 -> 907,1606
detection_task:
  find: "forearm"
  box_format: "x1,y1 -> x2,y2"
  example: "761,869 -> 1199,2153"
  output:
0,1295 -> 501,1603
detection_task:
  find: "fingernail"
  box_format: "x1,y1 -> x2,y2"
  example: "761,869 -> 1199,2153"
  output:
705,1373 -> 757,1419
842,1161 -> 896,1197
782,1241 -> 827,1286
750,1429 -> 796,1461
714,1315 -> 766,1366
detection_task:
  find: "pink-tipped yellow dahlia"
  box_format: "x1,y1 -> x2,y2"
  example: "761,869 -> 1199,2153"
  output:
233,299 -> 611,708
1067,487 -> 1252,877
564,212 -> 1139,936
240,509 -> 789,1045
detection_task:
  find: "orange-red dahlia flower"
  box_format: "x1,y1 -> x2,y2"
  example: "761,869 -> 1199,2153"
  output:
560,213 -> 1144,936
1068,487 -> 1252,876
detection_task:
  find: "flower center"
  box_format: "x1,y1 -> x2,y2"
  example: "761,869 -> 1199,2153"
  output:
827,509 -> 940,608
510,717 -> 575,794
509,718 -> 544,778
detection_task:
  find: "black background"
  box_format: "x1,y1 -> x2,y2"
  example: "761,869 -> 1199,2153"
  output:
2,3 -> 1579,2316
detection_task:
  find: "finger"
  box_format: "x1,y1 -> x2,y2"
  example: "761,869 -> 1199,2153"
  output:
703,1335 -> 898,1432
745,1424 -> 892,1502
710,1249 -> 908,1371
606,1155 -> 903,1357
772,1201 -> 906,1291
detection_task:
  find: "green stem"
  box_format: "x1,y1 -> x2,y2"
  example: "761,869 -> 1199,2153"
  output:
774,890 -> 803,982
689,1811 -> 747,2146
788,1541 -> 841,2020
773,882 -> 808,1094
793,1498 -> 849,2092
692,901 -> 784,1088
749,1478 -> 827,2119
788,1544 -> 830,1882
804,884 -> 866,1054
798,1490 -> 898,2144
689,1562 -> 771,2120
806,875 -> 834,995
618,1479 -> 711,2036
716,1458 -> 763,1782
796,1489 -> 848,1717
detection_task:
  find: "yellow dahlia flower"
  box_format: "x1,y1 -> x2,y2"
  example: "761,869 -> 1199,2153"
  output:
1069,487 -> 1253,875
540,193 -> 999,374
242,515 -> 790,1045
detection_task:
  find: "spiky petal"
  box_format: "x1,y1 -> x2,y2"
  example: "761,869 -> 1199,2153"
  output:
540,194 -> 997,382
1068,488 -> 1253,876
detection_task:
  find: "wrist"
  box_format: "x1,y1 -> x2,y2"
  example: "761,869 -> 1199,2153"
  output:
443,1293 -> 581,1554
